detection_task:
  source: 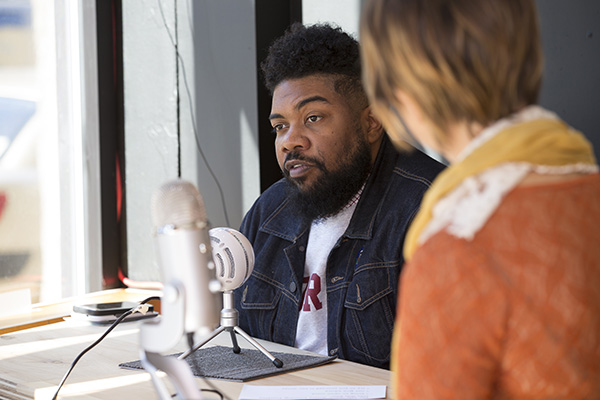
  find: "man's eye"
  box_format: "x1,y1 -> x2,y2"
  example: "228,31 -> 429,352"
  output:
306,115 -> 322,123
271,123 -> 285,133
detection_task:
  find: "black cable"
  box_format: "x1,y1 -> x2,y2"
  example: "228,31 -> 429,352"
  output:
156,0 -> 231,227
52,296 -> 160,400
170,389 -> 223,400
200,389 -> 224,400
195,373 -> 230,400
51,294 -> 228,400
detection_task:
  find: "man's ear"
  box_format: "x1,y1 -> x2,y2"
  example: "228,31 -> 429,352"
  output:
362,106 -> 384,144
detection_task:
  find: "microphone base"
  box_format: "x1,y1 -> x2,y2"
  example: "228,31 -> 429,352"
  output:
178,325 -> 283,368
178,292 -> 283,368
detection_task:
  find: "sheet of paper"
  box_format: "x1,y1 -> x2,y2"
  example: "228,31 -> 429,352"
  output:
238,385 -> 387,400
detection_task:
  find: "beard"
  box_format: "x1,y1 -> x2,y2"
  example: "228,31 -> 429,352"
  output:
283,134 -> 372,222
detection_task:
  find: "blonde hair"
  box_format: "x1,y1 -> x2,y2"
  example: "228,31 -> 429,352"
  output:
360,0 -> 544,150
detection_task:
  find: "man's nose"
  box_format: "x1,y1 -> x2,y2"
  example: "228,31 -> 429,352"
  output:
279,124 -> 309,153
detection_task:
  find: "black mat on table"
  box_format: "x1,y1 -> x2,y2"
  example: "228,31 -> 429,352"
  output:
119,345 -> 337,382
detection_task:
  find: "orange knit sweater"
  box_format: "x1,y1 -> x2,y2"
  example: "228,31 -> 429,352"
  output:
393,173 -> 600,399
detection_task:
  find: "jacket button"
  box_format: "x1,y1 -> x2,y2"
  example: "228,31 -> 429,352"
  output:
298,245 -> 305,252
289,282 -> 297,292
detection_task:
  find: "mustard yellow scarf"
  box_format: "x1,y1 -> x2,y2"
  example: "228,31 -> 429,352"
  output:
403,117 -> 598,261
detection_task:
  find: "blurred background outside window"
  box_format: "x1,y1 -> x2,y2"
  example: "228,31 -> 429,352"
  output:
0,0 -> 101,307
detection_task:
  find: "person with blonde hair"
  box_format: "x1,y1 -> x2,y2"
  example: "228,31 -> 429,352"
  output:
360,0 -> 600,398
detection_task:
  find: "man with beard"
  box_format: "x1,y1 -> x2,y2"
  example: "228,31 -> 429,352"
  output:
233,23 -> 445,369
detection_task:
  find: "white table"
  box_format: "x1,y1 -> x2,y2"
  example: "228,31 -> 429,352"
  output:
0,313 -> 391,399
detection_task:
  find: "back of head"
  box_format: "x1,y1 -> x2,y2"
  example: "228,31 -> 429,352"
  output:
261,22 -> 367,107
360,0 -> 544,145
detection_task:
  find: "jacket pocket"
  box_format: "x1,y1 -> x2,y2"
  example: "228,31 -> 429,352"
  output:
342,262 -> 398,367
240,275 -> 280,309
239,274 -> 287,343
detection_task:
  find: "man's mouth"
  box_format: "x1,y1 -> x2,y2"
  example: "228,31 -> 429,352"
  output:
285,160 -> 312,178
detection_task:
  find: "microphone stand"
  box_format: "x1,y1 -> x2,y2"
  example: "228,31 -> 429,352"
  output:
178,290 -> 283,368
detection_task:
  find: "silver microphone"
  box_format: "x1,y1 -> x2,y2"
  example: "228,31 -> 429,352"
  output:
177,226 -> 282,368
209,227 -> 254,291
151,179 -> 220,334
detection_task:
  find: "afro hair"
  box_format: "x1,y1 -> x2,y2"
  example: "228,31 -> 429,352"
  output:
261,22 -> 365,101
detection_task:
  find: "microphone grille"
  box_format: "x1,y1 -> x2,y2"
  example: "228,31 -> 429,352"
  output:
151,179 -> 207,228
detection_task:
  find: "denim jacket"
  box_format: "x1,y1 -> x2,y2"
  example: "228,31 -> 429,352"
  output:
234,136 -> 445,369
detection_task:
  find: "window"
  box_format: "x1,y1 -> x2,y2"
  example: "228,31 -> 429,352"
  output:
0,0 -> 103,306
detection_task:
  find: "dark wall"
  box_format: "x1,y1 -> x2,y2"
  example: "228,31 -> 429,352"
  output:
255,0 -> 302,192
536,0 -> 600,161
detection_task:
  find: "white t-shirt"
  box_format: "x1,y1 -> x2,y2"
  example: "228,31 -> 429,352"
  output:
294,201 -> 358,355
